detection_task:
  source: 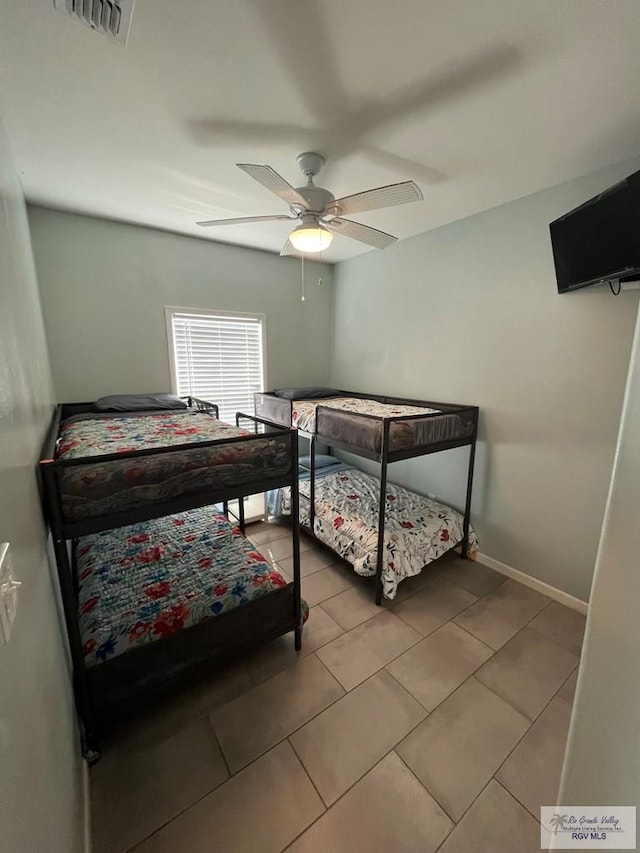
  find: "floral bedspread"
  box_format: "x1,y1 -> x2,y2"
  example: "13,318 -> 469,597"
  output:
56,412 -> 292,521
291,398 -> 439,433
57,411 -> 246,459
282,466 -> 478,600
77,507 -> 291,668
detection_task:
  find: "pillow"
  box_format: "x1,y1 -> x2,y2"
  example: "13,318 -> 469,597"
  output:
272,387 -> 339,400
95,393 -> 188,412
298,454 -> 338,470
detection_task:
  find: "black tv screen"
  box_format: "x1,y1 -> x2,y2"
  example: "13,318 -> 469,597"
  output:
550,169 -> 640,293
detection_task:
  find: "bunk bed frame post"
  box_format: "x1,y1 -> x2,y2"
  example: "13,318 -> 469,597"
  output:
374,419 -> 391,606
290,429 -> 303,650
460,413 -> 478,559
309,434 -> 316,533
40,459 -> 98,757
237,497 -> 246,534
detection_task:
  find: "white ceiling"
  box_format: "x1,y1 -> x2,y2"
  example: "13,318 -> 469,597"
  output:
1,0 -> 639,262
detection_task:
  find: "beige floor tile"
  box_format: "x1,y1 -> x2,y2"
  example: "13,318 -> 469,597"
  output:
437,780 -> 542,853
92,718 -> 229,853
260,533 -> 314,563
396,677 -> 529,820
317,611 -> 421,691
134,741 -> 324,853
287,751 -> 452,853
529,602 -> 586,655
497,695 -> 572,817
280,547 -> 340,579
392,565 -> 443,603
387,622 -> 494,711
104,663 -> 255,750
440,557 -> 506,597
321,583 -> 384,630
454,579 -> 549,649
247,521 -> 291,546
244,607 -> 344,685
302,563 -> 355,606
276,561 -> 293,583
475,627 -> 578,720
558,667 -> 579,704
211,654 -> 344,771
290,670 -> 426,804
392,578 -> 477,636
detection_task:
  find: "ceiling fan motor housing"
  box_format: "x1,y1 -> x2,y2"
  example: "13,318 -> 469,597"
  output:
291,151 -> 336,216
291,185 -> 335,216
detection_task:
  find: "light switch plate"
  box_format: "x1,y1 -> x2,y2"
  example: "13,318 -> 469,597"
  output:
0,543 -> 20,645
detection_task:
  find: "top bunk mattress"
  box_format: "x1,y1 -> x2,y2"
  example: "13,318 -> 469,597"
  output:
256,395 -> 475,455
51,410 -> 292,523
57,410 -> 249,459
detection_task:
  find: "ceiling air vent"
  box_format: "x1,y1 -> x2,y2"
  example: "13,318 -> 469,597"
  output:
53,0 -> 135,45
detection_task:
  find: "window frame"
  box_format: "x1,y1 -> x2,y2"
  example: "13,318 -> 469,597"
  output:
164,306 -> 268,416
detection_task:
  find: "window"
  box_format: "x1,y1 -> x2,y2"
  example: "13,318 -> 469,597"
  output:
166,308 -> 265,424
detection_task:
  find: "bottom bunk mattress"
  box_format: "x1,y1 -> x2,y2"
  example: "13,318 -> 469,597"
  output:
77,506 -> 301,668
276,461 -> 478,600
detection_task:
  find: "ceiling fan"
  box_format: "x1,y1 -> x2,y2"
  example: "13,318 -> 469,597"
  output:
196,152 -> 423,255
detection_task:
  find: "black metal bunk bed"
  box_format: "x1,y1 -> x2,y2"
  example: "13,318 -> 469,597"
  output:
39,396 -> 302,759
255,390 -> 479,605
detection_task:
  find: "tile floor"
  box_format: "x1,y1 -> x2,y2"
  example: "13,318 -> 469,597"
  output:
90,520 -> 585,853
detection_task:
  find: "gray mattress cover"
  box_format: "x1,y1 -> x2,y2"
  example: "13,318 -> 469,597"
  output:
255,394 -> 473,454
315,408 -> 472,453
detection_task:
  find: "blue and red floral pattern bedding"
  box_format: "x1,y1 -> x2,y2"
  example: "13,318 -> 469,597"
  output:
58,410 -> 245,459
55,411 -> 291,520
280,465 -> 478,600
77,507 -> 291,668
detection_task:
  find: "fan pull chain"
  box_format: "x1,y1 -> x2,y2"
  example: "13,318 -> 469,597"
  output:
301,254 -> 306,303
318,249 -> 323,286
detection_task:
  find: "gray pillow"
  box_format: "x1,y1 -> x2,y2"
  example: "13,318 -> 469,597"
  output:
95,393 -> 188,412
299,454 -> 338,469
272,387 -> 339,400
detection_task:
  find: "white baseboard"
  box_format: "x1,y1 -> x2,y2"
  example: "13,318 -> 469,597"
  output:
83,759 -> 91,853
476,551 -> 589,615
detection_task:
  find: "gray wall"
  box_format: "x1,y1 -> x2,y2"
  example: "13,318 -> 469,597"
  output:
331,158 -> 640,602
559,302 -> 640,811
28,207 -> 334,401
0,123 -> 83,851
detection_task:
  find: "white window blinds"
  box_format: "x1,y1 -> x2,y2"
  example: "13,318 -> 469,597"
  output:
169,310 -> 264,424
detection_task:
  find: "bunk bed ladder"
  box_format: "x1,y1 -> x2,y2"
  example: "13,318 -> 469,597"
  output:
374,420 -> 391,606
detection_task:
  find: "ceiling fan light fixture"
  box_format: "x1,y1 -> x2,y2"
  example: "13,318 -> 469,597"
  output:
289,223 -> 333,253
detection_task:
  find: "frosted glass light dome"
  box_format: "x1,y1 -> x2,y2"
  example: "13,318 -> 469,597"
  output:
289,223 -> 333,253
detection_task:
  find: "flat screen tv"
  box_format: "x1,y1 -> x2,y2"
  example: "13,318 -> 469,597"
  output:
550,169 -> 640,293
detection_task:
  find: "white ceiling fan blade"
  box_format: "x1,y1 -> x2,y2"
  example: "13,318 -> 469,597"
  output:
325,217 -> 397,249
246,0 -> 349,125
363,147 -> 448,185
237,164 -> 309,208
280,238 -> 298,256
328,181 -> 423,217
189,118 -> 311,146
196,214 -> 296,227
